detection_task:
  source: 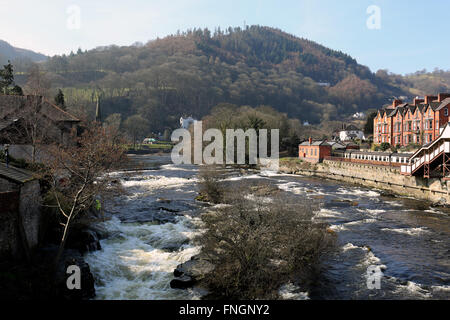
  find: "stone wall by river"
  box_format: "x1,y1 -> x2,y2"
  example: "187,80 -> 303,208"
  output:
279,160 -> 450,205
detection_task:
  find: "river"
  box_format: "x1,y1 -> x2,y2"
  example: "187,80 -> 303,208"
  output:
85,154 -> 450,300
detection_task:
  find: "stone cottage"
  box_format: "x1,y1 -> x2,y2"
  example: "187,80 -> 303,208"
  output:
0,163 -> 41,259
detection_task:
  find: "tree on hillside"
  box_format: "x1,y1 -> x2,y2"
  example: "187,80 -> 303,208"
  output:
124,114 -> 150,148
54,89 -> 65,110
364,111 -> 377,134
0,61 -> 23,95
25,63 -> 51,97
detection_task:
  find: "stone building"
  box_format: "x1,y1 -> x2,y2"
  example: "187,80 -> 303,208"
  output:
0,94 -> 80,146
0,163 -> 41,259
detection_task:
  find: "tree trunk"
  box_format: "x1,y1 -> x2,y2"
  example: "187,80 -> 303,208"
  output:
55,215 -> 71,267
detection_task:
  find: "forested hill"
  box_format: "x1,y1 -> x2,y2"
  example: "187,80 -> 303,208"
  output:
42,26 -> 404,130
0,40 -> 47,68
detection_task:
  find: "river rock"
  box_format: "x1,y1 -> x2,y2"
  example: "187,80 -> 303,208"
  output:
170,275 -> 196,289
171,254 -> 215,289
173,257 -> 215,280
66,228 -> 102,254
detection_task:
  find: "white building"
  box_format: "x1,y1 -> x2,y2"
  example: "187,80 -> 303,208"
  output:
180,116 -> 197,129
339,124 -> 365,141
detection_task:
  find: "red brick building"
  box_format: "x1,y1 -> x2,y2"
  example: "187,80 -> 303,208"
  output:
374,93 -> 450,147
298,138 -> 332,163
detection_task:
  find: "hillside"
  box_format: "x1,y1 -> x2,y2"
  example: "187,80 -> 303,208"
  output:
0,40 -> 47,69
37,26 -> 407,130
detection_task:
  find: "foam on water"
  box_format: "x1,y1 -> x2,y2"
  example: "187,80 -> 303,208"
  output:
342,243 -> 360,252
315,208 -> 343,218
278,283 -> 309,300
85,215 -> 202,300
381,227 -> 430,236
336,187 -> 380,198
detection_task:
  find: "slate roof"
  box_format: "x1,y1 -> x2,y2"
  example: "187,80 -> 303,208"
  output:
0,163 -> 36,184
0,95 -> 79,123
436,98 -> 450,111
342,124 -> 361,131
299,140 -> 329,146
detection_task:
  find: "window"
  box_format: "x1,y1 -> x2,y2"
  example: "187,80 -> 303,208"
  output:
445,108 -> 448,117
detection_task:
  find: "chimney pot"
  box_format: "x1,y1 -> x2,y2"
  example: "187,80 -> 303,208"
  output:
413,97 -> 424,105
392,99 -> 402,108
309,137 -> 312,145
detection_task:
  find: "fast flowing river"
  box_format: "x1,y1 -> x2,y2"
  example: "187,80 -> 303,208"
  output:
85,154 -> 450,300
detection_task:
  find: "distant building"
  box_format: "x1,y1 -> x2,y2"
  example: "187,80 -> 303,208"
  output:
373,93 -> 450,146
180,116 -> 197,129
338,124 -> 365,141
303,121 -> 310,126
327,141 -> 346,151
0,95 -> 80,146
298,138 -> 332,163
352,112 -> 365,119
143,138 -> 157,144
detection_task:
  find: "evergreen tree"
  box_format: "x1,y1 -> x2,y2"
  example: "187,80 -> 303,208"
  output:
0,61 -> 22,95
54,89 -> 65,109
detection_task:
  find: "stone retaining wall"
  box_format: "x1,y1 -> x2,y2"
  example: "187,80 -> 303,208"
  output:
279,160 -> 450,204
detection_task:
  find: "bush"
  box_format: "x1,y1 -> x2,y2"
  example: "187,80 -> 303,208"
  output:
197,165 -> 226,203
198,188 -> 335,299
379,142 -> 391,151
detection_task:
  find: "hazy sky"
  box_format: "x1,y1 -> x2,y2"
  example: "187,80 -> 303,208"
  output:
1,0 -> 448,74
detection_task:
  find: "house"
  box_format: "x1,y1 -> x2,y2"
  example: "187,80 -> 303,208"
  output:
342,141 -> 360,150
339,124 -> 365,141
0,163 -> 41,259
298,138 -> 332,163
180,116 -> 197,129
0,95 -> 80,145
0,95 -> 80,161
327,141 -> 346,151
373,93 -> 450,146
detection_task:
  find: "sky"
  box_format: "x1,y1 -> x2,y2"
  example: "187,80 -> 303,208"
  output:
0,0 -> 449,74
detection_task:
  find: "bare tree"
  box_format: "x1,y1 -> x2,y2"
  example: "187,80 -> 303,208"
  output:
42,125 -> 128,265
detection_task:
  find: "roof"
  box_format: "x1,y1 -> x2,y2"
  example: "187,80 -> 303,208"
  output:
436,98 -> 450,111
299,140 -> 330,146
0,95 -> 79,123
327,141 -> 346,149
0,163 -> 36,184
342,124 -> 361,131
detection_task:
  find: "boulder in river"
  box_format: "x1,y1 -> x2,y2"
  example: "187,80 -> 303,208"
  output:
170,275 -> 196,289
171,254 -> 215,289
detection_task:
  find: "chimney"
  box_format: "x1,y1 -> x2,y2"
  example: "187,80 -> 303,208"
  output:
438,93 -> 450,102
413,97 -> 424,105
392,99 -> 402,108
424,95 -> 438,104
309,137 -> 312,145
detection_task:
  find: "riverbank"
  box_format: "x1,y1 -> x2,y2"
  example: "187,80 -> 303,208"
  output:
279,158 -> 450,206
